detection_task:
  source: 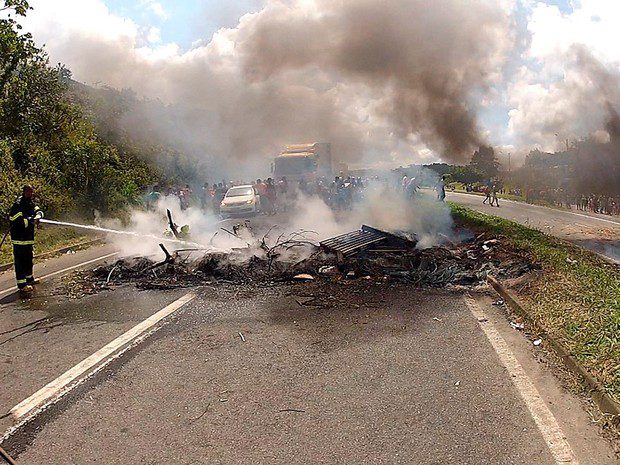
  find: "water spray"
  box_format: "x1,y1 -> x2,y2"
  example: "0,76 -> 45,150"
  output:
40,218 -> 206,249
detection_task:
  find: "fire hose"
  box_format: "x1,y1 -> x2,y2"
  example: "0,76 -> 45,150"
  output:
39,218 -> 205,249
0,446 -> 17,465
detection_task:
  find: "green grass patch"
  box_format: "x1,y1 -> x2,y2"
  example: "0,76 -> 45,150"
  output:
450,202 -> 620,401
0,226 -> 90,266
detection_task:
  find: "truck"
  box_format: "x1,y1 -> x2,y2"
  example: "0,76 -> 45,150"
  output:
272,142 -> 333,182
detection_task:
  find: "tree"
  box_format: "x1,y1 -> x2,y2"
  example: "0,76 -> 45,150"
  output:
0,0 -> 157,218
424,163 -> 451,176
0,1 -> 36,95
469,145 -> 499,180
450,165 -> 482,184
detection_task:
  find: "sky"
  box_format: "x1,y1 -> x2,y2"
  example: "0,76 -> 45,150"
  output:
15,0 -> 620,169
103,0 -> 264,48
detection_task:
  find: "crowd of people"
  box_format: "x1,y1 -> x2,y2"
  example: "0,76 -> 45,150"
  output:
574,194 -> 619,215
524,189 -> 620,215
144,173 -> 447,217
462,183 -> 619,215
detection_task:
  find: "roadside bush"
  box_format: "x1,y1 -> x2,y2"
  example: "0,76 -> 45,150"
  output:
0,0 -> 158,223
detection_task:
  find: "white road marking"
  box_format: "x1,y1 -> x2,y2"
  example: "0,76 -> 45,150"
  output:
464,295 -> 579,465
0,252 -> 119,299
8,292 -> 196,421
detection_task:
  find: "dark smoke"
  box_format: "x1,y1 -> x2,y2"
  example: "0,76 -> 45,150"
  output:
573,106 -> 620,196
514,44 -> 620,150
239,0 -> 512,161
23,0 -> 513,174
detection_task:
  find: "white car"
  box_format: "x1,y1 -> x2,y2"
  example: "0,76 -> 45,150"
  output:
220,185 -> 261,217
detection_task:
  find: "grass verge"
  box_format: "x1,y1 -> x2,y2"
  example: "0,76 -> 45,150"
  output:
450,202 -> 620,402
0,226 -> 90,266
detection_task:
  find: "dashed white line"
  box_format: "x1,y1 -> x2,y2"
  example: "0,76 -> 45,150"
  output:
464,295 -> 579,465
0,252 -> 119,299
8,292 -> 196,421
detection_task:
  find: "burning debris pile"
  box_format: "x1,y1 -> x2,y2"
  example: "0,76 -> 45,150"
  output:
66,224 -> 536,297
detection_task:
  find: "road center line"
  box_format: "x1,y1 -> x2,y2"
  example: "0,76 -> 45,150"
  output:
464,295 -> 579,465
0,252 -> 119,299
8,291 -> 196,421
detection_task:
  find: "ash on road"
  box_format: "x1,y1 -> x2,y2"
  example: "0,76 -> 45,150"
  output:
6,282 -> 617,464
0,209 -> 618,464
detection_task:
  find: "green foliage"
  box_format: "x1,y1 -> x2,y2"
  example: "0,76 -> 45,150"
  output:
469,145 -> 499,180
450,203 -> 620,401
71,84 -> 202,185
0,140 -> 21,215
450,165 -> 482,184
0,0 -> 158,222
511,121 -> 619,195
0,1 -> 36,95
425,163 -> 451,176
1,0 -> 30,16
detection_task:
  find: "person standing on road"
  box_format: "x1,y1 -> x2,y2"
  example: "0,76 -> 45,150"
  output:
406,177 -> 417,199
145,184 -> 161,211
278,177 -> 289,211
200,182 -> 211,212
490,184 -> 500,207
265,178 -> 277,215
435,176 -> 446,202
255,179 -> 268,214
482,184 -> 491,205
9,185 -> 44,295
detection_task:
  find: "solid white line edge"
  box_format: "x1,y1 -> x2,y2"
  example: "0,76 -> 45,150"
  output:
9,291 -> 196,420
464,295 -> 579,465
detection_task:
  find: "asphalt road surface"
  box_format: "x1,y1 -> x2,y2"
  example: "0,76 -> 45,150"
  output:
0,244 -> 617,464
447,191 -> 620,263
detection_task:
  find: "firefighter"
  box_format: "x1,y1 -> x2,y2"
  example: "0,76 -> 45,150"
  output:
8,185 -> 44,295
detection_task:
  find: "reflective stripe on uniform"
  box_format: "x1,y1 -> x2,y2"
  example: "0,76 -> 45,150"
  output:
12,240 -> 35,246
9,212 -> 23,221
16,279 -> 27,284
23,218 -> 29,228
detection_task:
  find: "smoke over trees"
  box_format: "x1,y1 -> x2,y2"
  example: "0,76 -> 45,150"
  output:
572,109 -> 620,196
6,0 -> 619,186
0,0 -> 155,218
15,0 -> 519,175
469,146 -> 499,180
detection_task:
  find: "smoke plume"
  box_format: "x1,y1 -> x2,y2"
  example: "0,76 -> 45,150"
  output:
238,0 -> 513,161
508,45 -> 620,150
105,169 -> 454,260
23,0 -> 514,175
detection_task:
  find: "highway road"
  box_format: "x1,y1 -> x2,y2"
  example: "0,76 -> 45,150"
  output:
447,191 -> 620,263
0,243 -> 617,464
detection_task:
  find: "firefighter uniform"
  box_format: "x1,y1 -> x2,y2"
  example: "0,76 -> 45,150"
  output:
9,196 -> 44,289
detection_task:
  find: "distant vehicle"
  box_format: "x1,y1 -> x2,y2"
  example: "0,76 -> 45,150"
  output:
272,142 -> 333,182
220,185 -> 261,218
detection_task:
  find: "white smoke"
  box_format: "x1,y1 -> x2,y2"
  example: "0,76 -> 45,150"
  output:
18,0 -> 620,168
22,0 -> 515,173
101,169 -> 452,261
